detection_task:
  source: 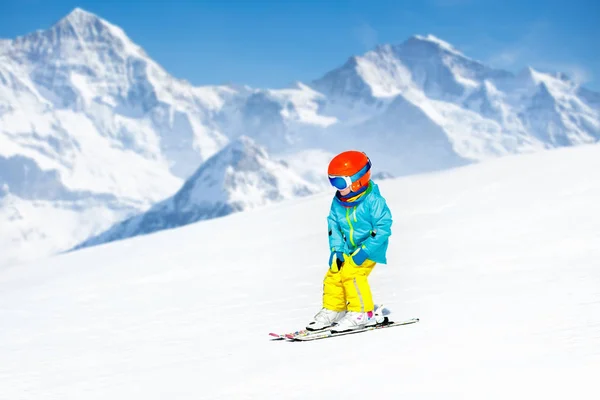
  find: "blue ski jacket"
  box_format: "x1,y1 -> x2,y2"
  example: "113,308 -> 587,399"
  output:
327,182 -> 392,264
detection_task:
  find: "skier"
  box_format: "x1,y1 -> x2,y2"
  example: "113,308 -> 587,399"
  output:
307,150 -> 393,333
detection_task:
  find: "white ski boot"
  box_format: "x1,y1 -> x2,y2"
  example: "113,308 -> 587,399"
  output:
330,310 -> 376,332
330,304 -> 390,333
307,308 -> 346,331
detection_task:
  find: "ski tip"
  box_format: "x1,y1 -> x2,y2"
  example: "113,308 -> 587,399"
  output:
269,333 -> 287,340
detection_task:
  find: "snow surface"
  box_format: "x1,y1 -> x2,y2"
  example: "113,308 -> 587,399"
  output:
76,136 -> 318,248
1,144 -> 599,399
0,193 -> 137,266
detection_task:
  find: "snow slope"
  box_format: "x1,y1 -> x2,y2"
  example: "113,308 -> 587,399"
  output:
0,192 -> 136,266
76,136 -> 318,248
1,144 -> 599,399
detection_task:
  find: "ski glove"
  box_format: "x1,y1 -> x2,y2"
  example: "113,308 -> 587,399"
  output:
329,251 -> 344,273
347,248 -> 369,267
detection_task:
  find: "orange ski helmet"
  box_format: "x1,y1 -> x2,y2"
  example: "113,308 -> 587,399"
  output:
328,150 -> 372,192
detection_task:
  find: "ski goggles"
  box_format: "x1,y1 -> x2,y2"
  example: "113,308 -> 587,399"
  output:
328,160 -> 372,190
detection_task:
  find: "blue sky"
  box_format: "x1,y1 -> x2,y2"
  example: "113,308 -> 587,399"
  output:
1,0 -> 599,90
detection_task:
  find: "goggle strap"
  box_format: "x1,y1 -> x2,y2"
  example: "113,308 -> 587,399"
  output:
328,159 -> 371,189
349,159 -> 371,182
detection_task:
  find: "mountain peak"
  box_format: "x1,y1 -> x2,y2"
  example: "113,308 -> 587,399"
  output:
37,7 -> 145,58
217,136 -> 269,165
3,7 -> 147,64
53,7 -> 110,33
517,66 -> 551,86
405,34 -> 463,55
228,135 -> 263,152
61,7 -> 100,24
171,135 -> 317,210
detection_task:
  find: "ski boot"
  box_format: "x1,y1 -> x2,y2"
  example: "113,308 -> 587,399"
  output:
306,308 -> 346,331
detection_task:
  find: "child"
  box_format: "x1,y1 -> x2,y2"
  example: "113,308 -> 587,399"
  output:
307,150 -> 393,333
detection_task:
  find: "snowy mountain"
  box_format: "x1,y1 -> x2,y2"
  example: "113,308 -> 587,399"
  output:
0,8 -> 220,265
0,7 -> 227,190
1,8 -> 599,265
311,35 -> 599,163
2,144 -> 599,398
76,137 -> 317,248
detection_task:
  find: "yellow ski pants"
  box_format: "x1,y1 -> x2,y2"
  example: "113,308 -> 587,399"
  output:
322,256 -> 376,313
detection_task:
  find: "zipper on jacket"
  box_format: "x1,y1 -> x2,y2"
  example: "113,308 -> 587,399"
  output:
345,207 -> 357,247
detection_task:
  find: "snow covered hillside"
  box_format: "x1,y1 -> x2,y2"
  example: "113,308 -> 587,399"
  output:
76,136 -> 318,248
1,144 -> 599,399
1,7 -> 598,265
0,192 -> 137,266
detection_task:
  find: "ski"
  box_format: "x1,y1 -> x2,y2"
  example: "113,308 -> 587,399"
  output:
268,305 -> 397,340
289,317 -> 419,341
268,327 -> 327,340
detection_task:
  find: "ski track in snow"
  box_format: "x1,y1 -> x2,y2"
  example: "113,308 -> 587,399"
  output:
1,145 -> 600,399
